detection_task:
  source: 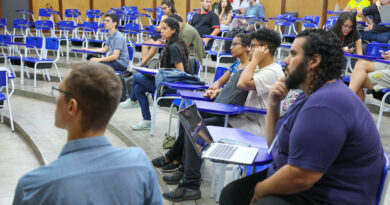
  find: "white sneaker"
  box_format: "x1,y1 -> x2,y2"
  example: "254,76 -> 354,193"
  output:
120,99 -> 139,109
132,121 -> 151,130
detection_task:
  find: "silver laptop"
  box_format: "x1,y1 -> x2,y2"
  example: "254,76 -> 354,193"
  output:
178,104 -> 258,165
379,5 -> 390,27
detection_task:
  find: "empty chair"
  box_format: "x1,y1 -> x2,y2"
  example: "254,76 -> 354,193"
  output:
0,69 -> 15,131
302,15 -> 320,30
0,18 -> 10,35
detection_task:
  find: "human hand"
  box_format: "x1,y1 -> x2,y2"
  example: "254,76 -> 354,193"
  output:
343,46 -> 355,54
249,182 -> 264,205
366,24 -> 373,31
251,46 -> 269,64
204,89 -> 218,100
82,48 -> 87,51
203,38 -> 210,47
90,57 -> 101,62
158,38 -> 166,45
209,81 -> 221,90
269,78 -> 289,107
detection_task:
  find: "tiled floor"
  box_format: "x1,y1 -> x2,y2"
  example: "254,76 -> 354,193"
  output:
1,60 -> 390,205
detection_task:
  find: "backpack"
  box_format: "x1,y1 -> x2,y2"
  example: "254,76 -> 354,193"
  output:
118,70 -> 133,102
224,26 -> 247,53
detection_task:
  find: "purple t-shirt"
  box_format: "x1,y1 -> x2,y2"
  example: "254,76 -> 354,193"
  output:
268,79 -> 385,204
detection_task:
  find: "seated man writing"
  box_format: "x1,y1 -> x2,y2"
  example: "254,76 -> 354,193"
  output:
220,29 -> 385,205
83,13 -> 129,71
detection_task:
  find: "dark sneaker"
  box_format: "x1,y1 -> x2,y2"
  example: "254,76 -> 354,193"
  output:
161,162 -> 180,172
151,156 -> 169,168
162,187 -> 201,202
163,170 -> 183,185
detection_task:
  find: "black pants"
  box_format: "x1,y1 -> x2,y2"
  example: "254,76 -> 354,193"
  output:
220,169 -> 315,205
165,112 -> 228,189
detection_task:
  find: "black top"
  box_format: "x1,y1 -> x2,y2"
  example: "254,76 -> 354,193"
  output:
362,4 -> 390,32
164,42 -> 185,69
190,10 -> 220,37
330,26 -> 361,47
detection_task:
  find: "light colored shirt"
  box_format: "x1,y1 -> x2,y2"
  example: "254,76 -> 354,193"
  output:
180,22 -> 205,63
13,136 -> 162,205
232,0 -> 260,10
229,63 -> 284,137
106,30 -> 130,67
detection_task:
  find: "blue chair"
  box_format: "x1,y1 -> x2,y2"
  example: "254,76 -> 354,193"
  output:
302,15 -> 320,30
204,38 -> 233,80
152,7 -> 164,25
34,20 -> 55,37
38,8 -> 53,19
123,23 -> 145,45
0,70 -> 15,131
64,9 -> 82,24
86,9 -> 103,23
366,43 -> 390,57
0,18 -> 10,35
187,12 -> 195,24
378,152 -> 389,205
23,37 -> 62,87
323,16 -> 338,30
13,19 -> 32,39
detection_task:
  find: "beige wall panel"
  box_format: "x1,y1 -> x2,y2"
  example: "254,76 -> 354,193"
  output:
62,0 -> 90,22
32,0 -> 59,21
94,0 -> 121,13
261,0 -> 282,31
285,0 -> 324,30
328,0 -> 350,11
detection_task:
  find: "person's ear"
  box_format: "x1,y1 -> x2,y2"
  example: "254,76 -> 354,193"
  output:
309,54 -> 321,70
67,98 -> 79,117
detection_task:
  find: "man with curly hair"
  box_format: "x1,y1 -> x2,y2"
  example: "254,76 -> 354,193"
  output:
220,29 -> 385,205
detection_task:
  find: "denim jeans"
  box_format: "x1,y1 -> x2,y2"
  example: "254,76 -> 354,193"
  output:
100,61 -> 127,71
130,73 -> 156,120
360,31 -> 390,43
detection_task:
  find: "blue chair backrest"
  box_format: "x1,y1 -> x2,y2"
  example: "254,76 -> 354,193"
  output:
124,23 -> 140,32
82,21 -> 99,32
324,16 -> 338,29
0,71 -> 7,87
86,9 -> 102,19
59,21 -> 75,30
26,36 -> 43,49
187,12 -> 195,23
0,18 -> 6,27
123,6 -> 138,15
35,20 -> 53,30
65,9 -> 81,18
13,19 -> 30,29
107,10 -> 123,19
377,152 -> 389,205
156,7 -> 164,22
275,14 -> 294,27
0,34 -> 12,43
213,67 -> 228,82
39,8 -> 52,17
366,43 -> 390,57
303,15 -> 320,28
128,45 -> 134,61
45,37 -> 59,50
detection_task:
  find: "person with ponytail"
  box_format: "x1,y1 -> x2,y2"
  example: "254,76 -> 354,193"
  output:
120,17 -> 190,130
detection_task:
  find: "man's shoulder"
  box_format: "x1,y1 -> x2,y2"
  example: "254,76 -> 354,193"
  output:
255,63 -> 284,77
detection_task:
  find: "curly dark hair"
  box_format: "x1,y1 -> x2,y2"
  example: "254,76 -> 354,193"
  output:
235,33 -> 251,47
333,11 -> 357,46
297,29 -> 345,94
218,0 -> 232,17
162,0 -> 177,14
250,28 -> 281,56
160,17 -> 189,72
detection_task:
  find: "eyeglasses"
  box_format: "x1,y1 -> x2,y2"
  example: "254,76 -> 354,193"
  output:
103,19 -> 112,23
250,43 -> 263,49
161,7 -> 168,10
52,86 -> 76,99
231,42 -> 245,47
342,24 -> 353,30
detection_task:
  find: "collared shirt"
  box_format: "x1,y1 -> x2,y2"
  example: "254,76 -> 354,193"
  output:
190,10 -> 220,37
106,30 -> 130,67
13,136 -> 162,205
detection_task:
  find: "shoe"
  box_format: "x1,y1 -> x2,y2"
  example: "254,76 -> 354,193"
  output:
131,121 -> 151,130
161,162 -> 180,172
162,136 -> 176,149
162,186 -> 201,202
120,99 -> 139,109
151,156 -> 169,168
163,170 -> 183,185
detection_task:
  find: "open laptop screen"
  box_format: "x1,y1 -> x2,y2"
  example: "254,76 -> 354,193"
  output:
178,104 -> 213,155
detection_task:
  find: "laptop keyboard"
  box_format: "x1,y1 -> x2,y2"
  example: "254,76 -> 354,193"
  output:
209,144 -> 238,159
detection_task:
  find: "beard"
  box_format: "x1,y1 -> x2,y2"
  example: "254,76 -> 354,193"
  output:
285,59 -> 309,90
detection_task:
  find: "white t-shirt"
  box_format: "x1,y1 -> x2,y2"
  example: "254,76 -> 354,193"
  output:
231,0 -> 260,10
229,62 -> 284,137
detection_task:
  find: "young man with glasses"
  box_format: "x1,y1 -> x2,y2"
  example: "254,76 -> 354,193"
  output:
83,14 -> 129,71
13,62 -> 162,205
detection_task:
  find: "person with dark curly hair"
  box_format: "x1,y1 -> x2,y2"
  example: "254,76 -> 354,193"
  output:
220,29 -> 385,205
120,17 -> 189,130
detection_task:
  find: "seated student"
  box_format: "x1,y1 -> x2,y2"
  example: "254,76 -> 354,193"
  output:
358,0 -> 390,43
159,29 -> 285,202
331,11 -> 363,55
83,14 -> 129,71
120,17 -> 190,130
218,0 -> 234,31
220,29 -> 385,205
349,50 -> 390,101
12,62 -> 162,205
231,0 -> 260,13
170,14 -> 205,64
140,0 -> 177,67
152,33 -> 252,172
191,0 -> 220,50
343,0 -> 371,22
230,0 -> 265,31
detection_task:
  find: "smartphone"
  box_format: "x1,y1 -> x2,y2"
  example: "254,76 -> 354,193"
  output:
347,42 -> 355,49
218,138 -> 251,147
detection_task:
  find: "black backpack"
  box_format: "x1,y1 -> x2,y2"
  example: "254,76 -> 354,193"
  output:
224,26 -> 247,53
118,70 -> 133,102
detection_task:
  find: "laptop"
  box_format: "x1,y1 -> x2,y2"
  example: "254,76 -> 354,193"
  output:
178,104 -> 258,165
379,5 -> 390,27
